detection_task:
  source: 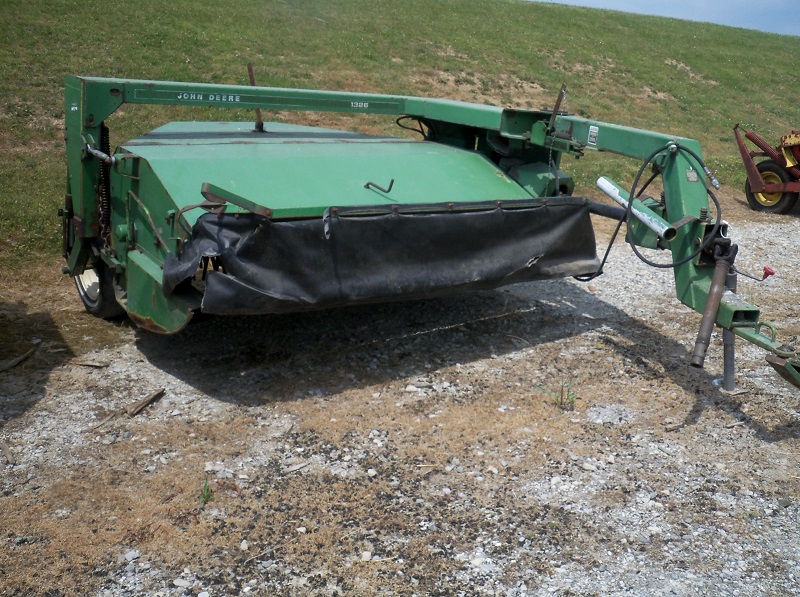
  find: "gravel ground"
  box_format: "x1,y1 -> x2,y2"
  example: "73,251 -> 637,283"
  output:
1,198 -> 798,596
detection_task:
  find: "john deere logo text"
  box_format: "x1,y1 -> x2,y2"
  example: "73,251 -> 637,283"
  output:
177,92 -> 241,103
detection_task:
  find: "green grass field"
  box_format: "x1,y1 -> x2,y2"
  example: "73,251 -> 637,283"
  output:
2,0 -> 799,264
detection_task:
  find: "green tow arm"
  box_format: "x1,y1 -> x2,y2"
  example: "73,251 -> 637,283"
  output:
62,76 -> 800,388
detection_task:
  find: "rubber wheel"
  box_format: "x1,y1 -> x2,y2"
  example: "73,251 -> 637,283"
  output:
74,260 -> 125,319
744,160 -> 798,213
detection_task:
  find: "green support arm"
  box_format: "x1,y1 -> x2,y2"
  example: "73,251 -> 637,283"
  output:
65,75 -> 506,139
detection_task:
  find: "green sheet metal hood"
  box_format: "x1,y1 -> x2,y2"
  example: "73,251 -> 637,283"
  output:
121,121 -> 532,222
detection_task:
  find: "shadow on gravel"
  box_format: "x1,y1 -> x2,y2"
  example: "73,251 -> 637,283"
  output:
0,299 -> 74,433
731,192 -> 800,217
135,279 -> 798,442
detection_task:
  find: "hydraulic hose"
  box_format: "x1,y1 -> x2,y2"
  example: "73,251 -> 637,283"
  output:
626,142 -> 722,269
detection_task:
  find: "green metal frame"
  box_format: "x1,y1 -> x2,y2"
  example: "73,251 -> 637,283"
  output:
62,75 -> 800,386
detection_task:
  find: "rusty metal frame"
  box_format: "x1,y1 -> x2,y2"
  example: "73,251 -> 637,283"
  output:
734,124 -> 800,193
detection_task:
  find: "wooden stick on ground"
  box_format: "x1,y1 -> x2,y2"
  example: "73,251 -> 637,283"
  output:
84,388 -> 166,432
0,348 -> 36,373
125,388 -> 165,417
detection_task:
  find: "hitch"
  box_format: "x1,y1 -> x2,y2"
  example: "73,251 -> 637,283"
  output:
688,237 -> 800,390
766,355 -> 800,388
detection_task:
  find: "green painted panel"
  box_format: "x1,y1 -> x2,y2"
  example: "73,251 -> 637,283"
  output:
121,122 -> 531,221
126,250 -> 192,334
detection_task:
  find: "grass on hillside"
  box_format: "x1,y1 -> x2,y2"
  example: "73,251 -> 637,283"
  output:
2,0 -> 799,263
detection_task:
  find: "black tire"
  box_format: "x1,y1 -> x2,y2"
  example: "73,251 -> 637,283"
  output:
744,160 -> 798,214
74,260 -> 126,319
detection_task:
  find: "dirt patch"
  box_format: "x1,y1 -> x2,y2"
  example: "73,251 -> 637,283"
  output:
566,58 -> 616,78
409,70 -> 551,110
665,59 -> 719,86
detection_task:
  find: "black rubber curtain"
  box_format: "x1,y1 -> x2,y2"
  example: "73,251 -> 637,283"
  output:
163,198 -> 600,315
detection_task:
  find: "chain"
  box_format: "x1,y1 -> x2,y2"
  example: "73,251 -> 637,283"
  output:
547,85 -> 567,196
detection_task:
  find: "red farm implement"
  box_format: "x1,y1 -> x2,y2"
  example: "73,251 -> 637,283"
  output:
734,124 -> 800,213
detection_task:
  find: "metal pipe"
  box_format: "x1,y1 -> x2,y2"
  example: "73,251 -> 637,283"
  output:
734,124 -> 768,193
586,200 -> 626,220
691,259 -> 730,368
721,270 -> 738,390
596,177 -> 677,242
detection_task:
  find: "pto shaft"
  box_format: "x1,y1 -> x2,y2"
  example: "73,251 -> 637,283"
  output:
691,240 -> 738,368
